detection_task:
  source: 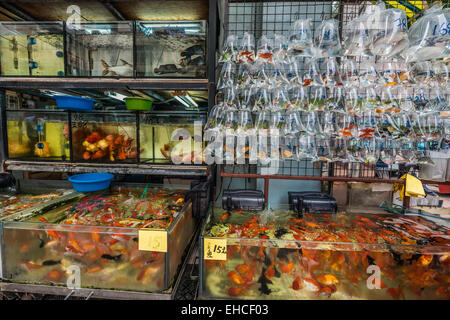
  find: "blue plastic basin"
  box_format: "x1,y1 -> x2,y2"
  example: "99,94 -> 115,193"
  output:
68,173 -> 114,192
53,95 -> 96,111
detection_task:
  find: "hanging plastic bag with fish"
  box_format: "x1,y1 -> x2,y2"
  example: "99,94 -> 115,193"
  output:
315,137 -> 333,162
217,62 -> 236,89
314,19 -> 343,57
236,62 -> 253,89
236,110 -> 255,137
237,32 -> 256,63
254,85 -> 271,112
219,35 -> 238,63
256,35 -> 274,64
402,5 -> 450,62
255,109 -> 271,136
327,86 -> 345,111
271,87 -> 291,111
252,62 -> 271,88
322,57 -> 343,86
343,15 -> 374,57
309,86 -> 327,111
340,57 -> 359,88
344,88 -> 361,114
410,61 -> 439,88
379,59 -> 400,86
223,85 -> 239,109
286,56 -> 303,87
330,137 -> 349,162
238,85 -> 256,111
273,34 -> 290,64
397,87 -> 415,113
432,60 -> 449,89
297,135 -> 317,160
359,58 -> 380,87
378,86 -> 399,114
336,112 -> 356,138
302,57 -> 324,87
288,18 -> 314,56
269,110 -> 285,136
269,62 -> 290,89
280,135 -> 295,160
290,85 -> 309,111
396,61 -> 415,86
372,8 -> 409,58
204,104 -> 225,132
361,87 -> 380,113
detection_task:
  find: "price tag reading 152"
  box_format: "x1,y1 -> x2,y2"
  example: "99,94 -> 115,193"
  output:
204,238 -> 227,261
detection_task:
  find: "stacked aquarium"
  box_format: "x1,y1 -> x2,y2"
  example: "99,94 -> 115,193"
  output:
65,22 -> 134,77
6,110 -> 69,161
136,21 -> 207,78
140,112 -> 206,164
0,20 -> 207,78
0,185 -> 198,292
200,207 -> 450,300
0,22 -> 65,76
71,111 -> 137,163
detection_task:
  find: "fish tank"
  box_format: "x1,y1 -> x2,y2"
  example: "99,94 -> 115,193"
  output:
66,22 -> 134,77
200,207 -> 450,300
0,22 -> 65,76
0,185 -> 198,292
71,111 -> 137,163
6,110 -> 70,161
0,190 -> 75,222
140,112 -> 206,164
135,21 -> 207,78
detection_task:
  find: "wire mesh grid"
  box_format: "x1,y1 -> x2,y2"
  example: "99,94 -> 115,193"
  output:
222,159 -> 419,179
219,0 -> 432,179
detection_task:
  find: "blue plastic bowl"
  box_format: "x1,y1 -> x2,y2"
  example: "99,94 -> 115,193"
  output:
68,173 -> 114,192
53,95 -> 96,111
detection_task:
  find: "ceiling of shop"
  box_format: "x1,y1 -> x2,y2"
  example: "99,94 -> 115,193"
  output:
0,0 -> 209,21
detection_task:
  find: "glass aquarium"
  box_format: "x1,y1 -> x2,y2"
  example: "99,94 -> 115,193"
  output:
200,207 -> 450,300
140,112 -> 206,164
6,110 -> 69,161
66,22 -> 134,77
71,111 -> 137,163
136,21 -> 207,78
0,22 -> 65,76
0,186 -> 198,292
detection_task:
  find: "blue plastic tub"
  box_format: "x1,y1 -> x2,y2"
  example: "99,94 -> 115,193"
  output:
68,173 -> 114,192
53,95 -> 96,111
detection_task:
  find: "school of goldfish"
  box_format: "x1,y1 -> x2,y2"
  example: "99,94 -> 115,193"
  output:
203,209 -> 450,300
1,188 -> 189,292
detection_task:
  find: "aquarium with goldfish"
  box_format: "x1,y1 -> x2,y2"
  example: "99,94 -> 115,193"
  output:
0,185 -> 198,292
71,111 -> 137,163
140,112 -> 206,164
200,207 -> 450,300
65,22 -> 134,77
135,21 -> 207,78
0,22 -> 65,76
6,110 -> 69,161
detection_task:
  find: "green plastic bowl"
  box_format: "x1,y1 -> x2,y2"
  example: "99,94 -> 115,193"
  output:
124,97 -> 153,111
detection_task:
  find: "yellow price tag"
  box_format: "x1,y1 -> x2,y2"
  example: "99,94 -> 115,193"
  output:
204,238 -> 227,261
138,230 -> 167,252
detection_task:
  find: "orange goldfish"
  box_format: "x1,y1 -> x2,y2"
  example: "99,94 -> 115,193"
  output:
387,286 -> 405,300
292,276 -> 302,290
281,261 -> 294,274
317,274 -> 339,286
228,271 -> 246,286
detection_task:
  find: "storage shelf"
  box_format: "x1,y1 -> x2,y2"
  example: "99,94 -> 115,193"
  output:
0,77 -> 209,90
4,160 -> 211,177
